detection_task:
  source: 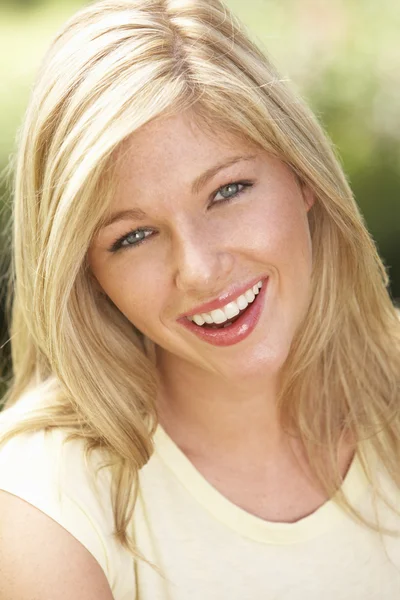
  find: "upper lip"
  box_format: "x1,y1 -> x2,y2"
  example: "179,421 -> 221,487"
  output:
178,275 -> 267,319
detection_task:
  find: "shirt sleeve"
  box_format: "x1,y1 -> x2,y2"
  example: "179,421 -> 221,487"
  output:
0,425 -> 131,596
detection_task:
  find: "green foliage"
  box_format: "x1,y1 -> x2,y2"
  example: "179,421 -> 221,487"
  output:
0,0 -> 40,6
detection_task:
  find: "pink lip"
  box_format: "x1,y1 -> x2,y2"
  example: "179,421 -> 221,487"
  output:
178,275 -> 267,319
177,277 -> 269,347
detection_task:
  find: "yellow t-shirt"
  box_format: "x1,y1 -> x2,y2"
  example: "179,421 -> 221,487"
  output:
1,395 -> 400,599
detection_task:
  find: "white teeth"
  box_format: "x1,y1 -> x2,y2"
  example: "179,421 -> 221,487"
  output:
188,280 -> 264,327
210,308 -> 228,324
223,301 -> 240,320
245,289 -> 255,303
201,313 -> 213,324
236,295 -> 249,311
193,315 -> 205,326
210,308 -> 228,325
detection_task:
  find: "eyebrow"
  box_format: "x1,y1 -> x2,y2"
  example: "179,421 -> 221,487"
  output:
101,154 -> 257,229
191,154 -> 257,195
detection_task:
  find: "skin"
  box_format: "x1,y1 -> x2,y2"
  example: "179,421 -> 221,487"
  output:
89,110 -> 354,521
0,112 -> 355,598
0,490 -> 114,598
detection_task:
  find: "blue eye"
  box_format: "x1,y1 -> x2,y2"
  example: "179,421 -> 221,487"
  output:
212,181 -> 253,204
108,228 -> 154,253
108,180 -> 254,253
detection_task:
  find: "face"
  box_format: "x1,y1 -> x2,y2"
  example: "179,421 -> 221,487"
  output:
88,111 -> 314,385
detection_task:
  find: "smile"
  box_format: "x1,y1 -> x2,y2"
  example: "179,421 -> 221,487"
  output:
178,277 -> 268,347
187,281 -> 263,327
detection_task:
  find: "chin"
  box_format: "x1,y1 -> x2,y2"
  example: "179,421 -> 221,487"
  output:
221,338 -> 292,383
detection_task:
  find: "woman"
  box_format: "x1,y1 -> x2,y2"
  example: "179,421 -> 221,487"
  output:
0,0 -> 399,598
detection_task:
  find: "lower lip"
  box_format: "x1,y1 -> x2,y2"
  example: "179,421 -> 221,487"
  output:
178,278 -> 268,347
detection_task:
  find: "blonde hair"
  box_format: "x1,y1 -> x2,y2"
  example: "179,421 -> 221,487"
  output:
2,0 -> 400,561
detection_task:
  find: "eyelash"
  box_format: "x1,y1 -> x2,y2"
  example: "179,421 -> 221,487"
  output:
108,180 -> 254,253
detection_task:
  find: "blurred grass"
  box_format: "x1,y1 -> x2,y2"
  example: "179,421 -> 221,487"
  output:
0,0 -> 83,166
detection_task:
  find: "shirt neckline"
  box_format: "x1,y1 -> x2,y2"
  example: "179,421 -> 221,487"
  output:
152,424 -> 372,544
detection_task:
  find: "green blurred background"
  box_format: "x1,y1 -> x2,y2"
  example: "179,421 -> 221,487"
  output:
1,0 -> 399,390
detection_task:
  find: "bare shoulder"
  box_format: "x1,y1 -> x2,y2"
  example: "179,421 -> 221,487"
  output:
0,490 -> 114,600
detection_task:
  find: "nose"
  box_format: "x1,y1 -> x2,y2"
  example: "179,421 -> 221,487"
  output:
172,222 -> 234,294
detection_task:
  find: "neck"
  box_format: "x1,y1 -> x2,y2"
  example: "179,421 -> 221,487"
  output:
155,348 -> 291,462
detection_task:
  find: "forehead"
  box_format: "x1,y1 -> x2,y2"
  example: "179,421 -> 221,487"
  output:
112,111 -> 260,194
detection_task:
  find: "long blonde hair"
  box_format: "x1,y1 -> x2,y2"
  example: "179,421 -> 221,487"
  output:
2,0 -> 400,558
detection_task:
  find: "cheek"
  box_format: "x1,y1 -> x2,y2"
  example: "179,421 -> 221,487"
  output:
229,192 -> 312,267
119,274 -> 165,328
91,256 -> 168,332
